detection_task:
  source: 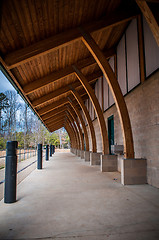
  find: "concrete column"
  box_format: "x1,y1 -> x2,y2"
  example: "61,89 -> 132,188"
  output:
72,148 -> 75,154
100,154 -> 117,172
75,149 -> 78,155
90,152 -> 102,165
77,149 -> 81,157
80,150 -> 84,159
121,158 -> 147,185
84,151 -> 91,161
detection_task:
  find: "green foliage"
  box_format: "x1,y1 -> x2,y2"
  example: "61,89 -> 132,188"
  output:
15,132 -> 24,148
0,137 -> 6,150
49,133 -> 60,147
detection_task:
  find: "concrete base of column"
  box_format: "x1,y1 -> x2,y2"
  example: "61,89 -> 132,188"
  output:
72,148 -> 75,154
100,154 -> 117,172
84,151 -> 91,162
77,149 -> 81,157
80,150 -> 84,159
121,158 -> 147,185
74,149 -> 77,155
90,152 -> 101,165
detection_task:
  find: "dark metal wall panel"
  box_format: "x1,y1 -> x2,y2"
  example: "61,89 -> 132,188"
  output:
126,19 -> 140,91
143,16 -> 159,77
98,77 -> 103,109
108,57 -> 115,106
103,75 -> 108,111
117,35 -> 127,95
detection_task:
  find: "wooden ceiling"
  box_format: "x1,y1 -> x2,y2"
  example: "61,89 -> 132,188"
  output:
0,0 -> 139,132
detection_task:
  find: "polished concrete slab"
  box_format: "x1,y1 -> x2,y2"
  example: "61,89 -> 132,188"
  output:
0,152 -> 159,240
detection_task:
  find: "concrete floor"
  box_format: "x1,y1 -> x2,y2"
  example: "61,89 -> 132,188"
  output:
0,152 -> 159,240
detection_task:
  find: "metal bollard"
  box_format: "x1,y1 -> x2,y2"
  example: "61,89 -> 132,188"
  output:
37,144 -> 43,169
50,144 -> 52,157
4,141 -> 18,203
53,145 -> 55,154
46,145 -> 49,161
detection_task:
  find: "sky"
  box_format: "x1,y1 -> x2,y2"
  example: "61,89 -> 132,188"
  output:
0,70 -> 15,92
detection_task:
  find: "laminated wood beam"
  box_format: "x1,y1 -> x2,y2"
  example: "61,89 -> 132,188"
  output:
23,49 -> 114,95
4,10 -> 138,68
38,98 -> 68,116
80,29 -> 134,158
42,105 -> 68,121
66,118 -> 79,149
32,71 -> 101,107
67,107 -> 84,151
37,88 -> 88,116
47,119 -> 64,128
67,109 -> 84,151
72,65 -> 109,155
45,112 -> 66,124
65,122 -> 76,149
66,113 -> 81,150
137,15 -> 146,83
68,100 -> 89,152
63,126 -> 73,148
136,0 -> 159,46
49,123 -> 64,132
69,89 -> 97,153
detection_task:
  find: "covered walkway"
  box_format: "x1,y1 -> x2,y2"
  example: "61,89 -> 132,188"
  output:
0,152 -> 159,240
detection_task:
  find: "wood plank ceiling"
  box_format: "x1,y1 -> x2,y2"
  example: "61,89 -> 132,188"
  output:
0,0 -> 139,132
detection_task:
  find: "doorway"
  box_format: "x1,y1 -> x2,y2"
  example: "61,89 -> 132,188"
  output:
108,115 -> 114,154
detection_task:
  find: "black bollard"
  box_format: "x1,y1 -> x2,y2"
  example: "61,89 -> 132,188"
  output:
53,145 -> 55,154
50,144 -> 52,157
4,141 -> 18,203
37,144 -> 42,169
46,144 -> 49,161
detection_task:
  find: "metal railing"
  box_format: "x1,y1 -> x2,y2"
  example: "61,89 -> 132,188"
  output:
0,148 -> 46,185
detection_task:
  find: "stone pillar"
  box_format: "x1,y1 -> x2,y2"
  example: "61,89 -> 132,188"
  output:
121,158 -> 147,185
84,151 -> 91,161
80,150 -> 84,159
90,152 -> 101,165
100,154 -> 117,172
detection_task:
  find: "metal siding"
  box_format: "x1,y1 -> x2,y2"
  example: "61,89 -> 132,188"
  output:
143,16 -> 159,77
108,57 -> 115,106
126,19 -> 140,91
98,77 -> 103,109
117,35 -> 127,95
103,75 -> 108,110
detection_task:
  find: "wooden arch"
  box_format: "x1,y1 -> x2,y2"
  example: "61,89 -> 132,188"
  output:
70,88 -> 97,153
72,65 -> 109,155
67,108 -> 84,151
66,114 -> 81,150
80,29 -> 134,159
68,100 -> 89,152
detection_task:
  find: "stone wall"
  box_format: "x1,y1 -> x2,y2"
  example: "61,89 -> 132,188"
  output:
87,70 -> 159,188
